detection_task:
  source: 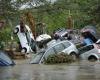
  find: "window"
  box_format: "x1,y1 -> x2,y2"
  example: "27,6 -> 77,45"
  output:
79,45 -> 94,54
54,44 -> 65,54
62,41 -> 71,48
31,51 -> 44,63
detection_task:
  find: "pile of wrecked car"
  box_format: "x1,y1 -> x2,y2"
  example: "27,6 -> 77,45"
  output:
30,25 -> 100,64
1,24 -> 100,66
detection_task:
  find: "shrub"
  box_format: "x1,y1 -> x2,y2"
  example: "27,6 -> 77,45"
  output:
44,53 -> 75,64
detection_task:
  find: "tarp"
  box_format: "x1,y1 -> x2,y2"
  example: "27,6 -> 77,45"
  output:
0,51 -> 15,66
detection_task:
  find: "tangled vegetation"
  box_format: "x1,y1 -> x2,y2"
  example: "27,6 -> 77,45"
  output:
44,53 -> 75,64
0,0 -> 100,42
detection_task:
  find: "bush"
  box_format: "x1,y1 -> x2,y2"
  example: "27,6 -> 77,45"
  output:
0,27 -> 11,42
44,53 -> 75,64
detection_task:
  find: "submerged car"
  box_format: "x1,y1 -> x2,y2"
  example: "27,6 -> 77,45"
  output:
79,43 -> 100,61
30,40 -> 78,64
0,51 -> 15,66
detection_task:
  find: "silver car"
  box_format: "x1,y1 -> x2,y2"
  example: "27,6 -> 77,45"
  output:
79,43 -> 100,61
30,40 -> 78,64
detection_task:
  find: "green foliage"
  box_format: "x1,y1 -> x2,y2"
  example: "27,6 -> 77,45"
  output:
44,53 -> 75,64
42,10 -> 67,33
0,42 -> 4,50
0,0 -> 100,40
0,27 -> 11,42
33,0 -> 99,33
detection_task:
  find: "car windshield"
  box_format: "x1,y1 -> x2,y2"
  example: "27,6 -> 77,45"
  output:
30,48 -> 46,64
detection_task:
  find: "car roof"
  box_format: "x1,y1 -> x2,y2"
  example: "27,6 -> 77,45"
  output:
45,40 -> 72,52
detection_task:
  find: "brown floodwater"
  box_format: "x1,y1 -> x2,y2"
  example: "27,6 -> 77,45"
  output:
0,60 -> 100,80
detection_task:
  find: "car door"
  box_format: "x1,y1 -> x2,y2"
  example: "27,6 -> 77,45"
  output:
79,45 -> 94,59
61,41 -> 72,54
44,48 -> 56,60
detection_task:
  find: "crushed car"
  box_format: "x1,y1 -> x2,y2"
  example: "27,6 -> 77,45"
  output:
53,28 -> 72,40
36,34 -> 52,48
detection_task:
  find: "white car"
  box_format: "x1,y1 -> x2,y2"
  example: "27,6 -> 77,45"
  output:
36,34 -> 51,48
36,34 -> 51,42
79,43 -> 100,61
14,25 -> 36,53
30,40 -> 78,64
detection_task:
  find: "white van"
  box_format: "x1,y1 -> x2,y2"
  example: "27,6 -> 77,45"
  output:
14,25 -> 36,53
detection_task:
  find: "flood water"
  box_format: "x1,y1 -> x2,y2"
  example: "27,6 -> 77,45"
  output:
0,60 -> 100,80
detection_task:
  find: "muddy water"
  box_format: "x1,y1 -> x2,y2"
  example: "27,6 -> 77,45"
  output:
0,60 -> 100,80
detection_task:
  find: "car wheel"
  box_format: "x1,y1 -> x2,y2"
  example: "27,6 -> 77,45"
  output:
70,52 -> 77,61
88,56 -> 97,62
14,28 -> 19,34
21,47 -> 27,53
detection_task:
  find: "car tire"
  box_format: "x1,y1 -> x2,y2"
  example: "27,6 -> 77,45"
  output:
14,28 -> 19,34
70,52 -> 77,61
21,47 -> 27,53
88,56 -> 97,62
